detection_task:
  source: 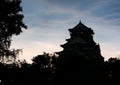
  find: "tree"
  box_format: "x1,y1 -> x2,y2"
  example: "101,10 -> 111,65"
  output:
32,52 -> 58,85
32,52 -> 52,69
0,0 -> 27,63
106,58 -> 120,85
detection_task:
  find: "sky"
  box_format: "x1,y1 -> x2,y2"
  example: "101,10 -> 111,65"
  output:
11,0 -> 120,63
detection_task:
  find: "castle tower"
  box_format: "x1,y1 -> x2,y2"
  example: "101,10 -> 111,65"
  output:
57,21 -> 104,62
54,21 -> 106,85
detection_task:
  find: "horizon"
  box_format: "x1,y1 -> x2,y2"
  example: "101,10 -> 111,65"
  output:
11,0 -> 120,63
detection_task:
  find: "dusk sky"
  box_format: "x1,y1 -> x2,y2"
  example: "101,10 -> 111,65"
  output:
11,0 -> 120,63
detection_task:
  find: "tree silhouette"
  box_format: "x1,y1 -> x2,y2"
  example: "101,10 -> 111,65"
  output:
32,52 -> 51,69
0,0 -> 27,63
106,58 -> 120,85
31,52 -> 57,85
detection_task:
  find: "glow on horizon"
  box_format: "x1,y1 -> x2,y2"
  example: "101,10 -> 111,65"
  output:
11,0 -> 120,63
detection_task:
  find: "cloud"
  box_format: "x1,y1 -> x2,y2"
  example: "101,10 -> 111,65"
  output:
22,0 -> 114,30
11,0 -> 120,62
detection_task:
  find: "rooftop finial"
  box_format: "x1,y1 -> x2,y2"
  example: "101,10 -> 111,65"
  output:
79,20 -> 82,23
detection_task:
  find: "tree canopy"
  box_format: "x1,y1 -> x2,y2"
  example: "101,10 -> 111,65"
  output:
0,0 -> 27,63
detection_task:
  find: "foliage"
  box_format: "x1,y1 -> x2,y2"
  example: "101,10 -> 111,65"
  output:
0,0 -> 27,63
32,52 -> 57,71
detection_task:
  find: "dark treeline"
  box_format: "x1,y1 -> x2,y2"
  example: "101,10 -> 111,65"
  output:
1,0 -> 120,85
0,54 -> 120,85
0,52 -> 57,85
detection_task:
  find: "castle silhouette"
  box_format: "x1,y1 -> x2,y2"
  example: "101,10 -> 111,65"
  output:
54,21 -> 107,85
